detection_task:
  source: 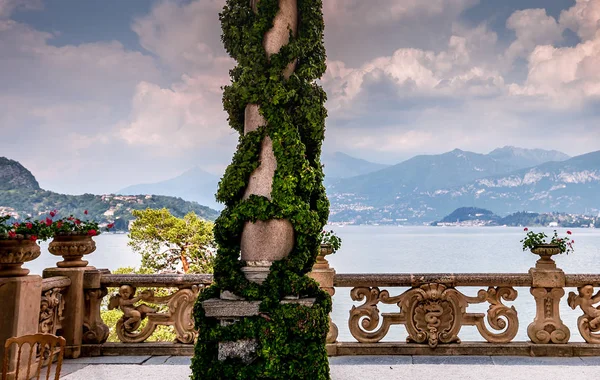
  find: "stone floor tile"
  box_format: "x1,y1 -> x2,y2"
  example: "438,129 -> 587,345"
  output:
143,356 -> 171,365
329,355 -> 412,365
412,356 -> 493,365
65,355 -> 151,365
578,357 -> 600,366
164,356 -> 192,366
491,356 -> 584,366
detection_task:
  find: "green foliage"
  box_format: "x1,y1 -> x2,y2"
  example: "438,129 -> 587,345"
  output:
128,208 -> 216,274
521,228 -> 575,254
0,215 -> 54,241
193,0 -> 331,379
0,190 -> 219,231
318,230 -> 341,253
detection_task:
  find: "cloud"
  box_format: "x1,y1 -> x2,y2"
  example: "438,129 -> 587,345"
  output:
0,0 -> 41,19
560,0 -> 600,41
505,9 -> 563,62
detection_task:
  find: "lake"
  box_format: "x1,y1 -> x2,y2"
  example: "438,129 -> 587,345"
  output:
30,226 -> 600,343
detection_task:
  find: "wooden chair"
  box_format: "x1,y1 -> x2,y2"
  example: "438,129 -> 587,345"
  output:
2,333 -> 65,380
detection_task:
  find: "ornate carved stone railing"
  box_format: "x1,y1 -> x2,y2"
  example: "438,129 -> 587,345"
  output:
337,274 -> 523,348
99,274 -> 212,344
40,276 -> 70,335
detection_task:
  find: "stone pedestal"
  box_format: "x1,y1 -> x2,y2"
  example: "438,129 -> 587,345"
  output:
0,275 -> 42,379
308,248 -> 338,345
527,252 -> 570,344
43,267 -> 90,358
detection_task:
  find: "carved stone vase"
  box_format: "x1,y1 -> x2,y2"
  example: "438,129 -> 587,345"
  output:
0,238 -> 41,277
49,234 -> 96,268
531,244 -> 561,270
314,243 -> 333,270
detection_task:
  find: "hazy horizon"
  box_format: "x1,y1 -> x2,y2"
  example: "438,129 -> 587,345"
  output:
2,0 -> 599,194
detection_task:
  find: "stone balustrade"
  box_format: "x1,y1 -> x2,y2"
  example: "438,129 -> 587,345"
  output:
5,243 -> 600,361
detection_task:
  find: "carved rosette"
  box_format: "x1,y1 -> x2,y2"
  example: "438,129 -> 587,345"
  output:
527,287 -> 570,344
48,235 -> 96,268
349,284 -> 518,348
39,288 -> 65,334
109,285 -> 202,344
0,238 -> 41,277
568,285 -> 600,344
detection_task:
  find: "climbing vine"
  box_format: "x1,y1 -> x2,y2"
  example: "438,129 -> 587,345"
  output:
192,0 -> 331,378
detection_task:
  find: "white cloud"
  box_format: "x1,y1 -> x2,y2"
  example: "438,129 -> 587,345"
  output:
560,0 -> 600,41
117,75 -> 230,151
505,9 -> 563,62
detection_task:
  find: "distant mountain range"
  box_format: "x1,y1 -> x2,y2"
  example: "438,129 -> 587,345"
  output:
0,158 -> 219,229
328,147 -> 600,224
118,167 -> 222,210
117,152 -> 389,208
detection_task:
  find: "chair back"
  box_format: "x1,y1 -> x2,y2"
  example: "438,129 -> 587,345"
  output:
2,333 -> 65,380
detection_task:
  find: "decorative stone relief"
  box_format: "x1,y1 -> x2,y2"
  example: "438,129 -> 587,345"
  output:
39,288 -> 65,335
82,288 -> 110,344
108,284 -> 201,343
349,284 -> 518,348
527,287 -> 570,344
568,285 -> 600,343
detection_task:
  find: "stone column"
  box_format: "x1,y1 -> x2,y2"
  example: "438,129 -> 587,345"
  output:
0,275 -> 42,379
43,267 -> 87,358
240,0 -> 298,284
527,247 -> 570,344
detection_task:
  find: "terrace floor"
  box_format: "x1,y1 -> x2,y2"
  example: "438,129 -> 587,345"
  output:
55,355 -> 600,380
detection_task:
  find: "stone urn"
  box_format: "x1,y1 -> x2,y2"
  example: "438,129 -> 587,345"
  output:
48,234 -> 96,268
314,243 -> 334,270
531,244 -> 562,270
0,237 -> 41,277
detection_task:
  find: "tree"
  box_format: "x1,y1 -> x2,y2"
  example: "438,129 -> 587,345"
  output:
128,208 -> 215,273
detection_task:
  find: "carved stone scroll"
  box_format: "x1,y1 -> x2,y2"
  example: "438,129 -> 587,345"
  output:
83,288 -> 110,344
108,285 -> 202,344
527,287 -> 570,344
39,288 -> 65,335
568,285 -> 600,344
349,284 -> 518,348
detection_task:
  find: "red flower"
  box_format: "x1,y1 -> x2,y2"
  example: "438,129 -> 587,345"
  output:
26,223 -> 33,229
29,235 -> 37,241
8,231 -> 16,238
49,211 -> 56,217
13,222 -> 19,228
87,229 -> 97,236
56,221 -> 63,229
572,240 -> 575,243
74,219 -> 81,225
45,217 -> 52,226
107,223 -> 115,229
524,227 -> 528,231
567,231 -> 572,235
84,210 -> 88,215
67,216 -> 74,221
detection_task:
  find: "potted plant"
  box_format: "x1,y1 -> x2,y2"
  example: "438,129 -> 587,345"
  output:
47,210 -> 114,268
318,229 -> 342,257
521,228 -> 574,268
0,215 -> 54,276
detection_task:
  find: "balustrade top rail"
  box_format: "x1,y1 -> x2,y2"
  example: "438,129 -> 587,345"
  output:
42,276 -> 71,291
100,274 -> 213,288
97,273 -> 600,289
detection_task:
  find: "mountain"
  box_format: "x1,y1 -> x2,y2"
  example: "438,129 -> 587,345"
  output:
118,167 -> 221,210
488,146 -> 570,169
328,148 -> 597,224
437,207 -> 500,224
0,157 -> 40,191
0,159 -> 219,228
321,152 -> 388,179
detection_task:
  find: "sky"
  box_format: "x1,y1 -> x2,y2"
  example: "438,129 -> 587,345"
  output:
1,0 -> 600,194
